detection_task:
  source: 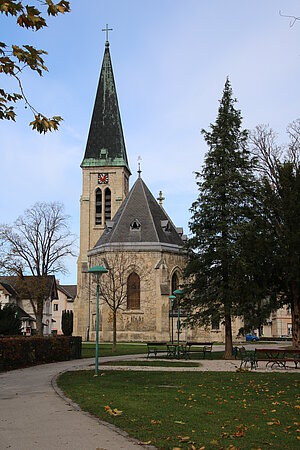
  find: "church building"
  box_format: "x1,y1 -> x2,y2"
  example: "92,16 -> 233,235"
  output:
73,33 -> 189,342
74,34 -> 239,343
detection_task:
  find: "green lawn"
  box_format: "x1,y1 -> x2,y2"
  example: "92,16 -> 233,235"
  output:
81,342 -> 148,358
58,370 -> 300,449
102,360 -> 200,367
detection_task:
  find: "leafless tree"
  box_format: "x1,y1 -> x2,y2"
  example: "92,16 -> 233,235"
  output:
249,124 -> 283,187
286,119 -> 300,166
0,202 -> 76,334
90,249 -> 150,352
249,120 -> 300,348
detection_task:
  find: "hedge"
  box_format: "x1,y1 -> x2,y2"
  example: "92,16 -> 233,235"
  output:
0,335 -> 82,371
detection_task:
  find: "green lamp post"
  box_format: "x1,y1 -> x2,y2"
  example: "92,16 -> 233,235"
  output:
88,265 -> 108,375
169,295 -> 176,344
173,289 -> 184,358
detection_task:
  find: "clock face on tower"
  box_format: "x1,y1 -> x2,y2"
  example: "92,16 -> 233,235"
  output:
98,173 -> 109,184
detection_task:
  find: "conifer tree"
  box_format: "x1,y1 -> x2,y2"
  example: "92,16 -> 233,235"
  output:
185,78 -> 258,358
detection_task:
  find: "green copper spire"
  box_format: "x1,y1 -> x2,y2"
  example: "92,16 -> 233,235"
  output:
81,38 -> 130,172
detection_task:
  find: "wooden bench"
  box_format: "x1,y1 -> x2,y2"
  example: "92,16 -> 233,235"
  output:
186,342 -> 213,359
146,342 -> 168,358
255,348 -> 300,369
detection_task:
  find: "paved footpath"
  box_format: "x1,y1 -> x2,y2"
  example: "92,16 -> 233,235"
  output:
0,355 -> 153,450
1,347 -> 297,450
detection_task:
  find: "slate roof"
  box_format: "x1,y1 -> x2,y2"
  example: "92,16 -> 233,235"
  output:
0,275 -> 58,300
81,42 -> 130,172
16,305 -> 35,321
90,177 -> 185,254
58,284 -> 77,301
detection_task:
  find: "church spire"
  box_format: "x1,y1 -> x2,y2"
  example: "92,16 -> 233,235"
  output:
81,35 -> 130,172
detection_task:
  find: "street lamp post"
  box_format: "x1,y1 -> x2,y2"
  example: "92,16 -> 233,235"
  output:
169,295 -> 176,344
173,289 -> 184,358
88,265 -> 108,375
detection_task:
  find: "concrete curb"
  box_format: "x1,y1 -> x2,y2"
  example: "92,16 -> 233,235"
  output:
52,369 -> 156,450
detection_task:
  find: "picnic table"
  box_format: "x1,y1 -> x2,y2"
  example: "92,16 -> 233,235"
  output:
255,348 -> 300,369
167,343 -> 189,359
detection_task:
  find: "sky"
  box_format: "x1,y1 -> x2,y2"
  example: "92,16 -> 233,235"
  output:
1,0 -> 299,284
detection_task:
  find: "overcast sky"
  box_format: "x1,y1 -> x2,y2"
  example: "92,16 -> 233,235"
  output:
1,0 -> 299,284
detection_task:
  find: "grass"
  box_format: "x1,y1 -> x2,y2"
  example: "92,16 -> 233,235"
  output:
58,370 -> 300,449
101,360 -> 200,367
81,342 -> 148,358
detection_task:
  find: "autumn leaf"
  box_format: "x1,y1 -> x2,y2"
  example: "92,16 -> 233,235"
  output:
151,419 -> 161,425
178,436 -> 190,442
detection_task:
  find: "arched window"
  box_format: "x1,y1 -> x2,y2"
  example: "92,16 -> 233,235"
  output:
171,272 -> 179,295
171,272 -> 180,310
95,189 -> 102,225
105,188 -> 111,222
127,272 -> 140,309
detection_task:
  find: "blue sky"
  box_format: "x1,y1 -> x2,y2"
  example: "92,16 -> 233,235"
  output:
1,0 -> 299,284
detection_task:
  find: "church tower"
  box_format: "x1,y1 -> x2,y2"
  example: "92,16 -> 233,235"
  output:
75,33 -> 131,338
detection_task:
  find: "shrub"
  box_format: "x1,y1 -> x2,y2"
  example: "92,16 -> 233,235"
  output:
0,304 -> 22,335
61,310 -> 73,336
0,336 -> 82,371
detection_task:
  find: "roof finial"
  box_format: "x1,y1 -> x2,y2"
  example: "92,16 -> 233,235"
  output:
137,155 -> 142,178
157,190 -> 165,207
102,23 -> 113,47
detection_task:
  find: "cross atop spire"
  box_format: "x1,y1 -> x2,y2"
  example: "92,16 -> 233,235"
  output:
102,23 -> 113,46
157,190 -> 165,207
137,156 -> 142,178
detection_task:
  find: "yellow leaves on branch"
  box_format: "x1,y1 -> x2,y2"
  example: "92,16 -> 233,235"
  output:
30,114 -> 62,133
104,405 -> 122,416
0,1 -> 70,132
1,1 -> 70,30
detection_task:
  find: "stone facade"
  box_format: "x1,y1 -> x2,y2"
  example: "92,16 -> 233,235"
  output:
87,250 -> 185,342
75,166 -> 129,338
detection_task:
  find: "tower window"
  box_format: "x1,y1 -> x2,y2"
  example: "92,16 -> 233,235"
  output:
127,272 -> 140,309
95,188 -> 102,225
105,188 -> 111,222
130,219 -> 141,231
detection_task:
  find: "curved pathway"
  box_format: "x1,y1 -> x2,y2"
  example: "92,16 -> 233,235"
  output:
0,345 -> 297,450
0,355 -> 152,450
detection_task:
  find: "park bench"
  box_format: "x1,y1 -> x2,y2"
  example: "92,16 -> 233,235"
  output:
239,346 -> 258,370
254,348 -> 300,369
186,342 -> 213,359
146,342 -> 168,358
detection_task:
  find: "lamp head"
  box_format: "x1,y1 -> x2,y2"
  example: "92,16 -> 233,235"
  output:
88,265 -> 108,274
173,289 -> 184,296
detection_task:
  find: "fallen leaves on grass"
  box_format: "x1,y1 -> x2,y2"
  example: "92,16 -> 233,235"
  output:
104,405 -> 122,416
150,419 -> 161,425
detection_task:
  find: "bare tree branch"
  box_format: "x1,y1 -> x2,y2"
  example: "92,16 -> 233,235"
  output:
249,124 -> 283,187
279,10 -> 300,28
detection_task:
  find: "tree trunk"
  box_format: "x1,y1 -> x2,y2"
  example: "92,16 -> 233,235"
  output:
112,310 -> 117,353
36,298 -> 44,336
224,308 -> 233,359
291,283 -> 300,349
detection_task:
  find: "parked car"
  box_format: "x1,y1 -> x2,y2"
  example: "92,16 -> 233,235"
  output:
246,333 -> 259,342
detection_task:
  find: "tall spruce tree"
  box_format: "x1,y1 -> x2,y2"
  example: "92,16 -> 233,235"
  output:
185,78 -> 258,358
